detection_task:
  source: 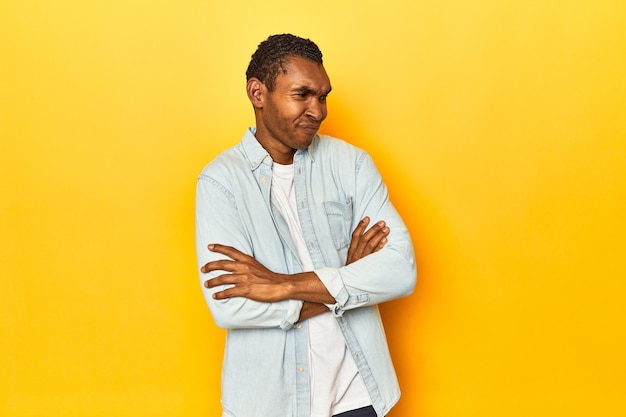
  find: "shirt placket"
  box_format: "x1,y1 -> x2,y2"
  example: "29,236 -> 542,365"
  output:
256,154 -> 312,417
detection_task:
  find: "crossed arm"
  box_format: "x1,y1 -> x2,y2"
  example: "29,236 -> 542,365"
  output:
200,216 -> 389,321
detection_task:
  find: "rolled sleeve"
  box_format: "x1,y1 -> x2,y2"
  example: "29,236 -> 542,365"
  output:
314,244 -> 415,315
311,149 -> 417,314
196,173 -> 303,330
281,299 -> 304,330
314,267 -> 349,309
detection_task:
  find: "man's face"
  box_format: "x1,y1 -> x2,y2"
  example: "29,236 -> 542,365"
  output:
254,56 -> 332,164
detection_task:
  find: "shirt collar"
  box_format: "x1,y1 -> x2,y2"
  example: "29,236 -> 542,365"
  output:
241,127 -> 319,171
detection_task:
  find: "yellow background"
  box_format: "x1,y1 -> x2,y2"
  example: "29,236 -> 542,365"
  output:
2,1 -> 625,416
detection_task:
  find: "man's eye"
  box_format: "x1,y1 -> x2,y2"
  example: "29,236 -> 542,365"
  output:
319,95 -> 327,102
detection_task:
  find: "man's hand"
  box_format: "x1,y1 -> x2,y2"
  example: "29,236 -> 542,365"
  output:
346,217 -> 389,265
299,217 -> 389,321
202,244 -> 334,304
201,217 -> 389,313
202,244 -> 289,302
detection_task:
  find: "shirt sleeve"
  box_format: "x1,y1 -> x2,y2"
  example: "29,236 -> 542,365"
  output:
195,174 -> 302,330
314,151 -> 417,315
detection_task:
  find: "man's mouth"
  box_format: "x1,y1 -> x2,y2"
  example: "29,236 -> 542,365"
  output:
300,124 -> 320,135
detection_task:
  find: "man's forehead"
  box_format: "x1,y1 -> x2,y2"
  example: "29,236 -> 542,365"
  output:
278,57 -> 331,90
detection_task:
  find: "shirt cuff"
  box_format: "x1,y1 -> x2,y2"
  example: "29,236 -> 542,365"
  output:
314,267 -> 349,308
280,299 -> 304,330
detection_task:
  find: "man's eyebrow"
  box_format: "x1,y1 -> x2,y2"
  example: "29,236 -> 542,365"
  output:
291,86 -> 332,95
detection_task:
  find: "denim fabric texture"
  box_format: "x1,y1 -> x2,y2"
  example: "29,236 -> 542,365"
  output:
196,128 -> 416,417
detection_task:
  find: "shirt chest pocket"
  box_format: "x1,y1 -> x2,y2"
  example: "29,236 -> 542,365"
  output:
323,198 -> 353,250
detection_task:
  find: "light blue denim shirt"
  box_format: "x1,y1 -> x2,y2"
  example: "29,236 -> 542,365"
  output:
195,128 -> 416,417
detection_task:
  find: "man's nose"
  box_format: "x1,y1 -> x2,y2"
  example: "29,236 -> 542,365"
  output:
306,100 -> 326,121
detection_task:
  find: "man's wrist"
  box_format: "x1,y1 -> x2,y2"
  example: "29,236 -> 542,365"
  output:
298,301 -> 331,322
281,272 -> 335,304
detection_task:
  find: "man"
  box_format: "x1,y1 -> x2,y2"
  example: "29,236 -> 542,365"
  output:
195,34 -> 416,417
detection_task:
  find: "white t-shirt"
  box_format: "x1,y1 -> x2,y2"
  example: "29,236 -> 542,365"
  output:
271,162 -> 371,417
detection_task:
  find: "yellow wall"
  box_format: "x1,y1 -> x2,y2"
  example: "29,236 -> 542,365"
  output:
2,1 -> 625,416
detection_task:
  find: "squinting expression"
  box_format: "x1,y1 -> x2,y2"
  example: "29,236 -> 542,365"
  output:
255,56 -> 332,164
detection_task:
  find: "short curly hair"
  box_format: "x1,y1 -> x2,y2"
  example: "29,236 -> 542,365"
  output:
246,34 -> 323,91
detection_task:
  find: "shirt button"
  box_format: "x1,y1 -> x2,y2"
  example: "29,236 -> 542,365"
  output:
261,177 -> 267,183
298,367 -> 305,373
295,323 -> 302,329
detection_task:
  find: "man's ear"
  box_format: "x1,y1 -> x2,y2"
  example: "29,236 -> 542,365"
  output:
246,78 -> 265,109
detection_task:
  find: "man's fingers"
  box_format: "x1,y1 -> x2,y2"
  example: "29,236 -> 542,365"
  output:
351,217 -> 370,239
347,217 -> 369,263
207,243 -> 251,261
356,221 -> 388,253
212,287 -> 237,300
204,276 -> 281,302
369,228 -> 389,253
362,220 -> 387,240
200,258 -> 237,274
369,223 -> 390,250
351,218 -> 375,254
346,218 -> 390,264
206,279 -> 241,299
201,244 -> 256,273
204,270 -> 273,288
204,272 -> 242,288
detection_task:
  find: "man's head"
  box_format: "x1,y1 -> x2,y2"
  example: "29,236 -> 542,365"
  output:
246,34 -> 331,165
246,34 -> 323,92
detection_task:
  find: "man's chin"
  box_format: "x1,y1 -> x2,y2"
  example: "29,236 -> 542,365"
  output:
299,138 -> 315,149
294,133 -> 316,149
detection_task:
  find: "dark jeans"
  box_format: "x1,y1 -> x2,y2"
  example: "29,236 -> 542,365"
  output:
333,405 -> 380,417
